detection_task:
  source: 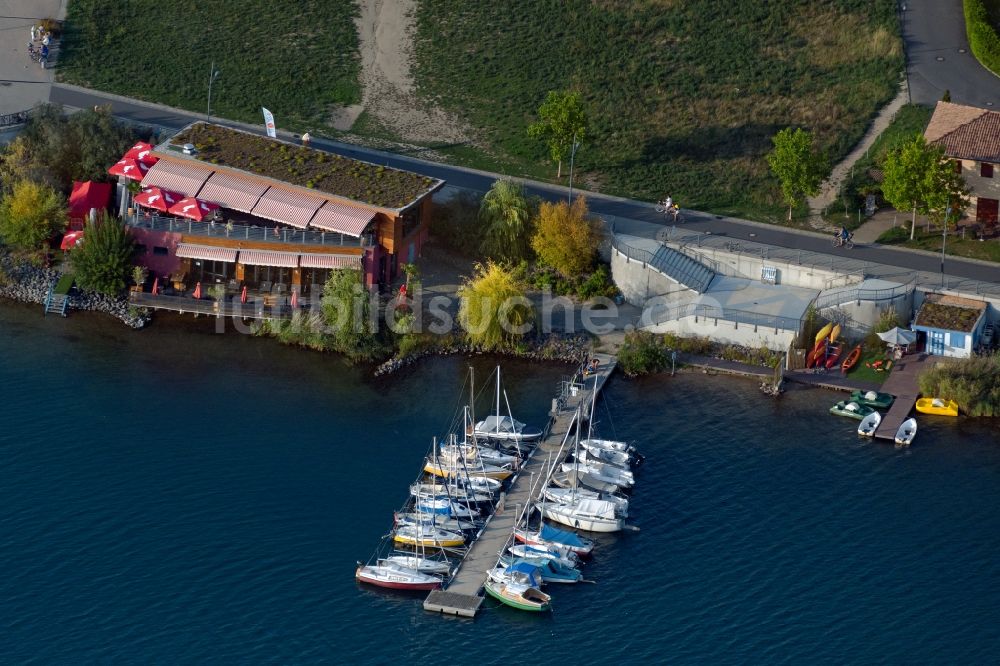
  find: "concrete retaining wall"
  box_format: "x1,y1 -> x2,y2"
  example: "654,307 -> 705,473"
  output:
611,247 -> 694,306
676,244 -> 860,290
646,314 -> 798,351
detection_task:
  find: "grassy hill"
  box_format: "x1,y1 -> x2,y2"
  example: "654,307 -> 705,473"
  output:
57,0 -> 361,129
411,0 -> 903,220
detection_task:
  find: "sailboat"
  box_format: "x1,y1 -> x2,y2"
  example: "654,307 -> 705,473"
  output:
498,555 -> 582,584
542,485 -> 629,517
513,523 -> 595,558
355,560 -> 442,591
508,543 -> 580,569
392,524 -> 466,548
544,403 -> 628,533
472,367 -> 542,442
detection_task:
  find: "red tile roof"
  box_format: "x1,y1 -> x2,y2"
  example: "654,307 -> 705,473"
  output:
924,101 -> 1000,161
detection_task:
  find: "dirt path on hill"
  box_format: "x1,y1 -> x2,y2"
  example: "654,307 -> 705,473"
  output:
806,82 -> 910,231
335,0 -> 471,145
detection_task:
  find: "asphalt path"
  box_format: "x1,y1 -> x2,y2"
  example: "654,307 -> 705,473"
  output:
902,0 -> 1000,107
49,84 -> 1000,286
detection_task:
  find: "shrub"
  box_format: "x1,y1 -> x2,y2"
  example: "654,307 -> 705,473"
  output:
575,264 -> 617,300
918,353 -> 1000,417
617,330 -> 669,377
0,180 -> 66,251
531,196 -> 599,278
69,218 -> 134,295
457,261 -> 534,350
320,268 -> 384,361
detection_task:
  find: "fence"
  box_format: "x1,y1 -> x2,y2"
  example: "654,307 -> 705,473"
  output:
125,212 -> 374,248
814,278 -> 915,310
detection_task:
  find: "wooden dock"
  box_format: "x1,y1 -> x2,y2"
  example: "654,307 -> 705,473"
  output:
874,353 -> 933,441
423,353 -> 618,617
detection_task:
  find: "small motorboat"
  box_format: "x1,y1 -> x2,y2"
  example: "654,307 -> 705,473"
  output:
484,579 -> 551,612
857,411 -> 881,437
894,417 -> 917,447
355,560 -> 442,591
915,398 -> 959,417
830,400 -> 875,420
849,390 -> 895,409
841,345 -> 862,373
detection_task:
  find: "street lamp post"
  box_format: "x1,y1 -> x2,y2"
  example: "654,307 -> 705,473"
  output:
567,133 -> 580,204
941,206 -> 950,287
206,61 -> 220,123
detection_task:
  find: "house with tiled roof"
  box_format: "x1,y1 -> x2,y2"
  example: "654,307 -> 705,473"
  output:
925,101 -> 1000,227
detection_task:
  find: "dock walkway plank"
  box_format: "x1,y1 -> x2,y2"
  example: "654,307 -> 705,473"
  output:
874,354 -> 933,440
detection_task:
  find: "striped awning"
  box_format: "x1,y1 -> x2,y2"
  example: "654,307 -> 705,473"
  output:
251,187 -> 325,229
299,254 -> 363,269
238,249 -> 299,268
175,243 -> 238,262
197,172 -> 268,213
309,200 -> 375,237
140,159 -> 214,196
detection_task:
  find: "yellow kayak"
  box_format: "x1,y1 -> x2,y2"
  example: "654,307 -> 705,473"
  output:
915,398 -> 959,417
829,323 -> 841,343
814,323 -> 833,344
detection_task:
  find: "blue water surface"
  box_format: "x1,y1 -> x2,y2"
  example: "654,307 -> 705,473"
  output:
1,303 -> 998,663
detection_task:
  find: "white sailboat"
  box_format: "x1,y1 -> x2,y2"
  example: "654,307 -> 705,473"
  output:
472,367 -> 542,443
542,485 -> 629,517
560,460 -> 634,488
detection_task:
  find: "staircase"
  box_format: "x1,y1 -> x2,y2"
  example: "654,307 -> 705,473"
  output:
44,286 -> 69,317
649,245 -> 716,293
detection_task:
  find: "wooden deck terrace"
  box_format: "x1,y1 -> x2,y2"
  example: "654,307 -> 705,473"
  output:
874,353 -> 933,441
129,292 -> 301,320
423,353 -> 617,617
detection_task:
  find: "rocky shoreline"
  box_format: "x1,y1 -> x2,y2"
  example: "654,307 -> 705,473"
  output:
374,333 -> 591,376
0,252 -> 150,329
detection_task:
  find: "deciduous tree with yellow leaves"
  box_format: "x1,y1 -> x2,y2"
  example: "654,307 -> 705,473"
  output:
530,196 -> 599,278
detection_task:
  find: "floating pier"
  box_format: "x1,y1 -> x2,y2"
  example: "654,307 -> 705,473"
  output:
874,353 -> 933,441
423,352 -> 618,617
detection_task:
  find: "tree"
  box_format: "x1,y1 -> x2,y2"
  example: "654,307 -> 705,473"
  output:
766,128 -> 825,221
320,268 -> 382,360
479,178 -> 533,261
527,91 -> 588,178
457,261 -> 534,350
0,180 -> 66,251
882,135 -> 967,239
70,218 -> 134,295
530,196 -> 599,278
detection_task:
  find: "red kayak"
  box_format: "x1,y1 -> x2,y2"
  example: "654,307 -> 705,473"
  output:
806,338 -> 826,368
824,344 -> 844,369
840,345 -> 862,374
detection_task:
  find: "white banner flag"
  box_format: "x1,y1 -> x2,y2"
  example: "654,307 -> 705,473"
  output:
262,107 -> 276,138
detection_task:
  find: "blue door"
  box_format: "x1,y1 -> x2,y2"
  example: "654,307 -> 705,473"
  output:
929,331 -> 945,355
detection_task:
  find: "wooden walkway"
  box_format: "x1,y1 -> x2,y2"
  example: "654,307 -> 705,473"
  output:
874,353 -> 933,441
423,353 -> 618,617
129,292 -> 296,320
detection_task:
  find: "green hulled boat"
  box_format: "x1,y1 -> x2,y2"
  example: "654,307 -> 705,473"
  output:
830,400 -> 875,420
849,390 -> 895,409
484,579 -> 552,612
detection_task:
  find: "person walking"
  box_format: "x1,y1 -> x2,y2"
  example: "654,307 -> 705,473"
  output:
30,25 -> 36,42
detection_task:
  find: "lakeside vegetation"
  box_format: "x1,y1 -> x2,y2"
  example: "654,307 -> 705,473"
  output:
919,353 -> 1000,417
412,0 -> 903,220
57,0 -> 361,130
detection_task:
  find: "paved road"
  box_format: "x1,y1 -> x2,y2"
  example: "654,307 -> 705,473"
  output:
903,0 -> 1000,107
49,84 -> 1000,287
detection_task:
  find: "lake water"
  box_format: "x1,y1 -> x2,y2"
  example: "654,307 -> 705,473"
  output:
1,303 -> 999,663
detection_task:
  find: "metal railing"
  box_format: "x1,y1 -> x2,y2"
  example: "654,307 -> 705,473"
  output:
611,235 -> 716,293
125,212 -> 374,248
814,278 -> 916,310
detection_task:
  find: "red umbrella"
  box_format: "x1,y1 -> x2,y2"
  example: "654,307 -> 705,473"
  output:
60,230 -> 84,251
134,187 -> 181,212
290,289 -> 298,309
167,197 -> 220,222
107,158 -> 150,181
123,141 -> 158,165
151,276 -> 159,295
240,285 -> 247,304
193,282 -> 202,299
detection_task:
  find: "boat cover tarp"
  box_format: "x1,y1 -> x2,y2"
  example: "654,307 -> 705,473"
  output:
575,499 -> 618,520
506,561 -> 542,587
540,523 -> 589,548
477,415 -> 525,433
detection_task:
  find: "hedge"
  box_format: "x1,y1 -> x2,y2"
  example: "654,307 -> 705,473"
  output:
964,0 -> 1000,76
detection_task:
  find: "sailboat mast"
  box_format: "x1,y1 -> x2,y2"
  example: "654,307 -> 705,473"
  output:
495,365 -> 501,435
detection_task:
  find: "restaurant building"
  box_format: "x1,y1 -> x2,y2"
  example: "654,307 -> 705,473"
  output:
124,122 -> 444,296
